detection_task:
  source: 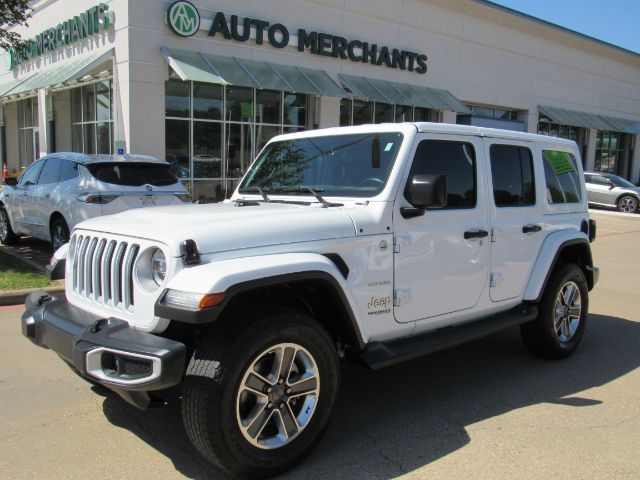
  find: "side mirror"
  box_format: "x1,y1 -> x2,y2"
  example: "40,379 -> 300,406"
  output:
4,177 -> 17,186
402,174 -> 447,218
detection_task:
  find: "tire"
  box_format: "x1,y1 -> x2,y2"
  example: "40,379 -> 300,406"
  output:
50,216 -> 69,251
617,195 -> 638,213
182,307 -> 340,478
521,262 -> 589,359
0,207 -> 19,245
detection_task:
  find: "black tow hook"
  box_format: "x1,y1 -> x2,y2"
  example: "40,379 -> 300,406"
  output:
36,294 -> 52,307
91,318 -> 110,333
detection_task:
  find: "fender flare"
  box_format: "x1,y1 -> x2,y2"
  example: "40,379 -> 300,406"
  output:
155,252 -> 367,347
523,231 -> 593,302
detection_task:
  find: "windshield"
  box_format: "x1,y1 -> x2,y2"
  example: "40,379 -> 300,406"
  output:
604,174 -> 636,188
87,162 -> 179,187
239,132 -> 404,197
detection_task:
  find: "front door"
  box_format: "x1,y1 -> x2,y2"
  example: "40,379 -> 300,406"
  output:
393,134 -> 490,324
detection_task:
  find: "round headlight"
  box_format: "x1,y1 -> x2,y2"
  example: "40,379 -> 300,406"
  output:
151,249 -> 167,285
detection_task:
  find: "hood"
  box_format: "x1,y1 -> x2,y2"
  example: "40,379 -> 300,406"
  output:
75,201 -> 357,256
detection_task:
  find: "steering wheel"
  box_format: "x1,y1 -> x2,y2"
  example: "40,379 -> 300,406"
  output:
358,177 -> 384,187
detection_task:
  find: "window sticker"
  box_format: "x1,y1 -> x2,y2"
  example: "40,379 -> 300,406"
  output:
384,142 -> 394,152
544,150 -> 575,175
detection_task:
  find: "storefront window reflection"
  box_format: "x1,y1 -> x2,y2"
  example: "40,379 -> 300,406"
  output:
71,81 -> 114,154
165,78 -> 309,201
595,131 -> 629,174
339,99 -> 435,126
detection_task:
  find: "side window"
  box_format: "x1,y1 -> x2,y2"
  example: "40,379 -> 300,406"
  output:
543,150 -> 581,204
589,175 -> 609,186
59,160 -> 80,182
406,140 -> 476,209
490,145 -> 535,207
37,158 -> 62,185
18,160 -> 44,186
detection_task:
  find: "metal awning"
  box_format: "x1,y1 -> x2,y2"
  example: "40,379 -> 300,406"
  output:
163,48 -> 346,97
538,105 -> 613,131
1,49 -> 113,100
339,74 -> 471,114
599,115 -> 640,135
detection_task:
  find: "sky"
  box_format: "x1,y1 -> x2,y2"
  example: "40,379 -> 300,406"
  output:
486,0 -> 640,54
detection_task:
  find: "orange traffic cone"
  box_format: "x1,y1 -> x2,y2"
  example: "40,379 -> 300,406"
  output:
2,163 -> 8,182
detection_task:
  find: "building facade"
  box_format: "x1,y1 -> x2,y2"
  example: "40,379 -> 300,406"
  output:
1,0 -> 639,201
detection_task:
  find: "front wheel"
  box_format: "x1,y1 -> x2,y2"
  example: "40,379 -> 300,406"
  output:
0,207 -> 19,245
521,263 -> 589,359
617,195 -> 638,213
182,308 -> 340,478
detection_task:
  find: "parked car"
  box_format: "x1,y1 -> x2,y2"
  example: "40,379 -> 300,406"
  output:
22,124 -> 598,477
0,152 -> 190,249
584,172 -> 640,213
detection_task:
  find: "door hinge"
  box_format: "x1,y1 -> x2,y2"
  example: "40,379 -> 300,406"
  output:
490,273 -> 503,288
393,289 -> 411,307
393,235 -> 411,253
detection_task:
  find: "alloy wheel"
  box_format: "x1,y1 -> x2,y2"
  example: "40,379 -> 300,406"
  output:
236,342 -> 320,450
0,210 -> 8,241
619,196 -> 638,213
554,281 -> 582,342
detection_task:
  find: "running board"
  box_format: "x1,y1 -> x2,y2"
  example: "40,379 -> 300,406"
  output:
360,304 -> 538,369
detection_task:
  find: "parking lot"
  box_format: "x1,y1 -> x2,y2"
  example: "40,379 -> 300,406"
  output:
0,210 -> 639,479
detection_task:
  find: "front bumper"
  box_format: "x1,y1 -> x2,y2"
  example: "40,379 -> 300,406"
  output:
22,290 -> 186,409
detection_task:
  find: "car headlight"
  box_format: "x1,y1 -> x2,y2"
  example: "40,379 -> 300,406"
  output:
151,249 -> 167,285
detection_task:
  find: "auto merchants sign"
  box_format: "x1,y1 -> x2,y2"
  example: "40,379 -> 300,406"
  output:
167,1 -> 428,74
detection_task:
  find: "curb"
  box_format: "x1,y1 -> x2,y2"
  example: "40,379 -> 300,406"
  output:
0,285 -> 65,307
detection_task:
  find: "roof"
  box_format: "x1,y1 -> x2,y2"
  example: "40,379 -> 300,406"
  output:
44,152 -> 167,165
474,0 -> 640,59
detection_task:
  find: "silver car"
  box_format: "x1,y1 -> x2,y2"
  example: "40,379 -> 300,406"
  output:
1,153 -> 190,250
584,172 -> 640,213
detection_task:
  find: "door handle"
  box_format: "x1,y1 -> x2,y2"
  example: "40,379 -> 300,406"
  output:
464,229 -> 489,239
522,224 -> 542,234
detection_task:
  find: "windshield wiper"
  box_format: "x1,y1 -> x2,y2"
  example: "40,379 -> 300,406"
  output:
272,187 -> 342,208
240,185 -> 271,202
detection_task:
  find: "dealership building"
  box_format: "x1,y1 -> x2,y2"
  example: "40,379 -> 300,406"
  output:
1,0 -> 639,200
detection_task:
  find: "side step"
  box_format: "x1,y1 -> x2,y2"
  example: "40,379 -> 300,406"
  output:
360,304 -> 538,369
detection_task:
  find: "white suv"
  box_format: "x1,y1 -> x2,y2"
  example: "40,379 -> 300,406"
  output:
0,153 -> 189,249
22,124 -> 598,477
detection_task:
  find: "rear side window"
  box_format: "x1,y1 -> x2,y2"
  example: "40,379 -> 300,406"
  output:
87,163 -> 179,187
490,145 -> 535,207
59,160 -> 79,182
406,140 -> 476,209
543,151 -> 581,204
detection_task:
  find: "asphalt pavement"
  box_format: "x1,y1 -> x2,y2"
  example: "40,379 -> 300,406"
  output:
0,210 -> 639,479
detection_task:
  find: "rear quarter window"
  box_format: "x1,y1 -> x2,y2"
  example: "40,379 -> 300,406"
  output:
543,150 -> 582,204
87,163 -> 179,187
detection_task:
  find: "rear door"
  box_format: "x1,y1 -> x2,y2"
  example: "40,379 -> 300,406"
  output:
485,140 -> 544,302
393,134 -> 490,323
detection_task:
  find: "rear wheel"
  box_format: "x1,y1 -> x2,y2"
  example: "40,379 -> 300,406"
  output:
521,263 -> 588,358
182,308 -> 340,478
617,195 -> 638,213
50,217 -> 69,251
0,207 -> 19,245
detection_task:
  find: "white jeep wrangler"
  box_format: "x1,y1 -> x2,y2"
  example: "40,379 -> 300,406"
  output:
22,123 -> 598,477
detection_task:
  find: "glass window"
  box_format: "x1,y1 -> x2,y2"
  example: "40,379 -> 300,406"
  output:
374,103 -> 393,124
192,180 -> 225,203
406,141 -> 476,209
165,79 -> 190,118
72,125 -> 83,152
414,107 -> 431,122
256,125 -> 281,153
96,81 -> 111,122
166,119 -> 190,178
37,157 -> 62,185
193,122 -> 222,178
339,99 -> 351,126
490,145 -> 535,207
82,84 -> 96,122
352,100 -> 372,125
193,82 -> 222,120
226,86 -> 254,122
18,159 -> 44,185
96,122 -> 111,154
59,160 -> 79,182
72,87 -> 82,123
394,105 -> 412,123
226,123 -> 254,179
83,124 -> 95,153
284,93 -> 307,126
256,90 -> 281,125
543,150 -> 581,204
239,132 -> 403,198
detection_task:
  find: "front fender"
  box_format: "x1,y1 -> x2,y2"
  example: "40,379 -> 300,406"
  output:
157,253 -> 365,344
523,231 -> 592,302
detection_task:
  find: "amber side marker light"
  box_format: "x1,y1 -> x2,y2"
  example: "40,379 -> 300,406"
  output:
198,293 -> 226,309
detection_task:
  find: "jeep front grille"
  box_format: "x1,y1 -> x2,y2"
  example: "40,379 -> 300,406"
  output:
71,234 -> 140,310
